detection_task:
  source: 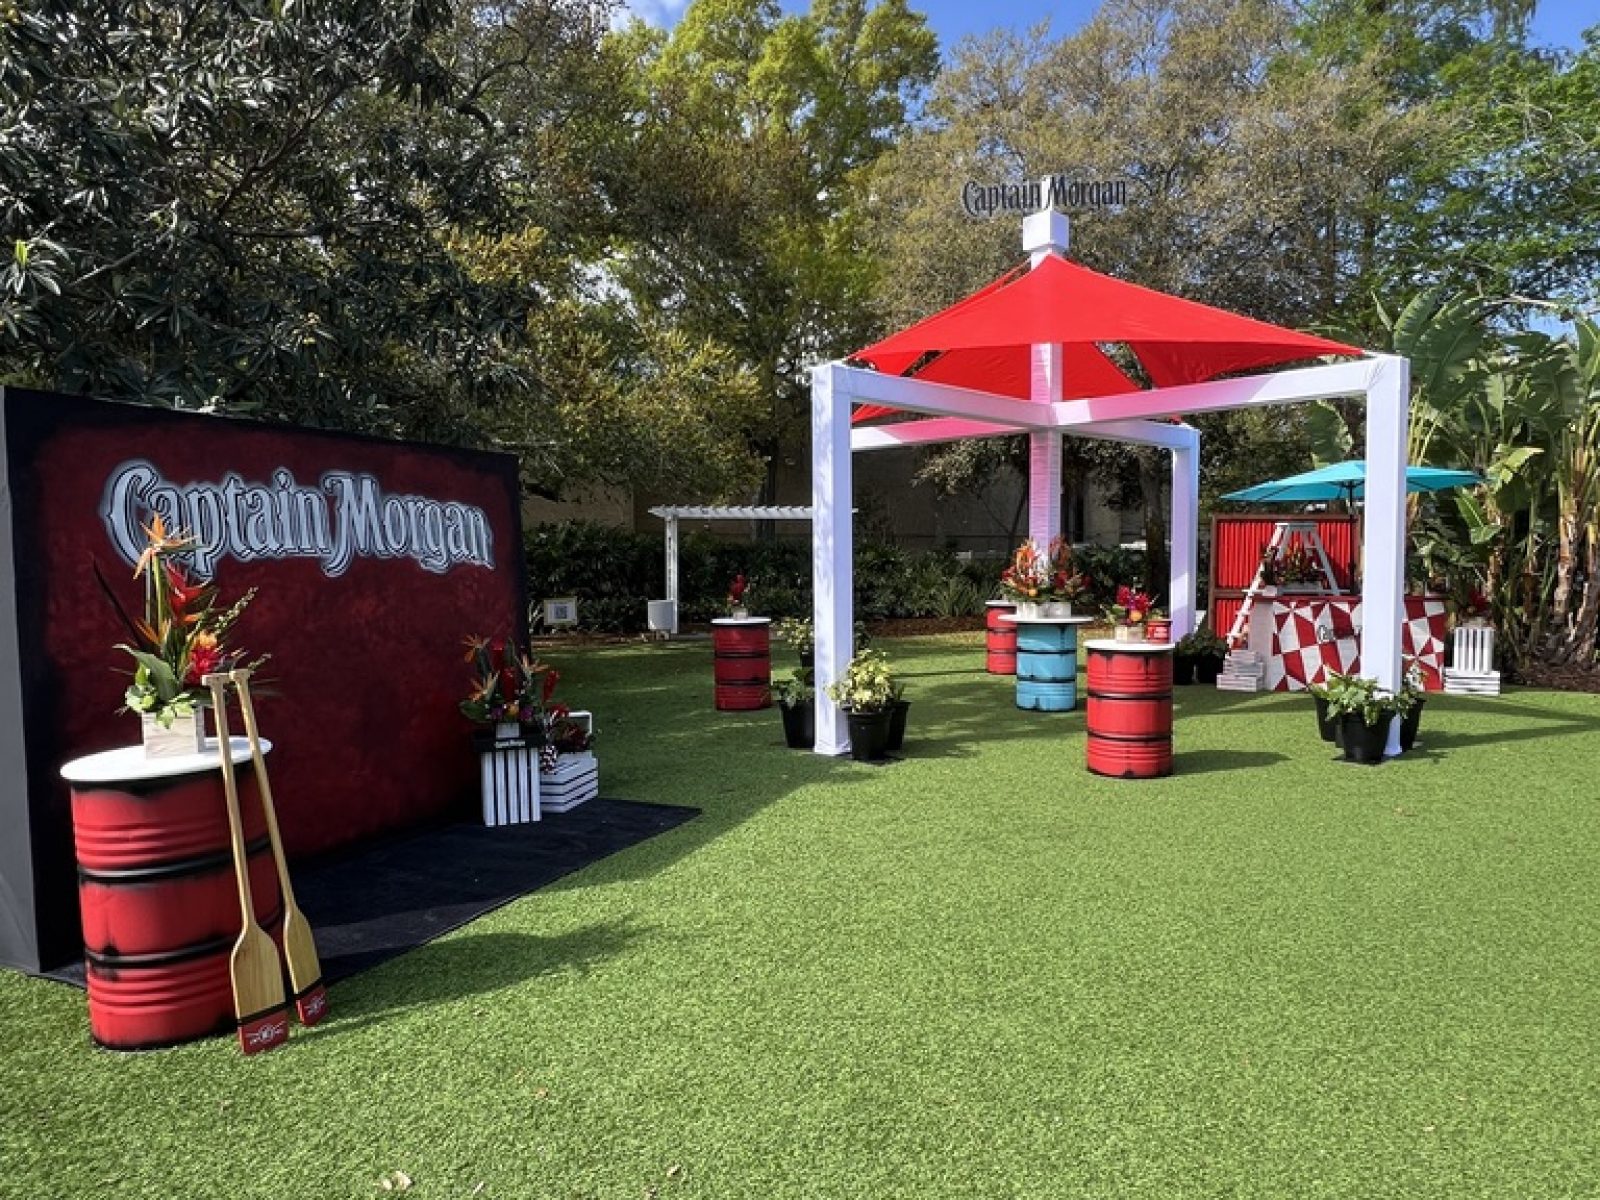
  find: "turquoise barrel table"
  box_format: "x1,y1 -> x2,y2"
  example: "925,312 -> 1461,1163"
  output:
999,614 -> 1095,711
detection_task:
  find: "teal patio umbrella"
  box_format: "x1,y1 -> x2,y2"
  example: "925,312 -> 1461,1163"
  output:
1222,460 -> 1482,505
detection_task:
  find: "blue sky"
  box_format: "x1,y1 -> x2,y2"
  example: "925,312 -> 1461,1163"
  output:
624,0 -> 1596,55
909,0 -> 1594,53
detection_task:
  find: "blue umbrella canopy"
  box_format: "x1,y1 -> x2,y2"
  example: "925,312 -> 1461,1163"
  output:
1223,460 -> 1482,504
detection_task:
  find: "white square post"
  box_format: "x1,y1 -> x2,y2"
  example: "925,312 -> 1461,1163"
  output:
663,514 -> 680,635
1360,354 -> 1410,756
811,364 -> 853,755
1024,205 -> 1070,547
1169,426 -> 1201,639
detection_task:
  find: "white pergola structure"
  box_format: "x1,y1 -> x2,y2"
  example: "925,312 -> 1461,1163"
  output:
810,207 -> 1411,758
647,505 -> 814,635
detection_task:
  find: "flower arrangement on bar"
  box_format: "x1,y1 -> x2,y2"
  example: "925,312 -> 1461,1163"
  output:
1104,585 -> 1153,640
98,515 -> 263,757
1259,541 -> 1323,589
999,537 -> 1088,617
727,573 -> 750,617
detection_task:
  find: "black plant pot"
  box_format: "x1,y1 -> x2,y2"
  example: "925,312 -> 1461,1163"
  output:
1400,699 -> 1424,752
799,649 -> 815,672
885,700 -> 910,752
1172,654 -> 1197,685
1313,695 -> 1338,743
1194,653 -> 1225,685
1340,714 -> 1391,765
846,708 -> 892,762
779,701 -> 814,750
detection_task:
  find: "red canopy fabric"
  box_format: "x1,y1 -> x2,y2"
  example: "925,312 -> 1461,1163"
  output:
849,255 -> 1360,424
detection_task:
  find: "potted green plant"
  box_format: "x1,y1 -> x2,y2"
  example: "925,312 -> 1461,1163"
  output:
1323,671 -> 1414,765
1399,660 -> 1426,752
1174,628 -> 1226,684
1306,678 -> 1341,745
825,648 -> 896,762
885,681 -> 910,753
774,617 -> 814,670
774,669 -> 815,750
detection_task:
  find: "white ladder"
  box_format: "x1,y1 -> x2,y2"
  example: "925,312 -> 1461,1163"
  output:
1225,520 -> 1342,649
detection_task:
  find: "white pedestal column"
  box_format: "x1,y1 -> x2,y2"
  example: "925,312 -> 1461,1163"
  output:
1360,354 -> 1411,756
811,364 -> 853,756
1169,426 -> 1200,639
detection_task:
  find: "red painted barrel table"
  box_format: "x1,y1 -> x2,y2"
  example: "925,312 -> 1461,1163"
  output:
60,738 -> 281,1051
1084,639 -> 1174,779
711,616 -> 772,710
985,600 -> 1017,674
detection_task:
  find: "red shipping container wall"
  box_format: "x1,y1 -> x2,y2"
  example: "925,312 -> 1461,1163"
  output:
1207,514 -> 1358,636
1212,514 -> 1358,591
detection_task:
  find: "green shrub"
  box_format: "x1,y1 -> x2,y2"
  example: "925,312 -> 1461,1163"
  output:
524,522 -> 1111,631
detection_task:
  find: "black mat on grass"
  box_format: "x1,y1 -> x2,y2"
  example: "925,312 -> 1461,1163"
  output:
43,798 -> 698,988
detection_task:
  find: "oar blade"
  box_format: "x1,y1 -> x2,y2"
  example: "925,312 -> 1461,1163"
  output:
281,908 -> 328,1026
231,924 -> 288,1054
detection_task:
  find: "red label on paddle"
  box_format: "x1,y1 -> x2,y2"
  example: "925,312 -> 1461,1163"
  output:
295,985 -> 329,1027
238,1011 -> 290,1054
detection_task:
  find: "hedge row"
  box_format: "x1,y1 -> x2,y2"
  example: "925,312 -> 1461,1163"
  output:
524,521 -> 1153,633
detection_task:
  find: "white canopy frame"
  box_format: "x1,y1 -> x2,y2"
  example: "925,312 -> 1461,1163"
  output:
810,208 -> 1410,758
647,505 -> 815,635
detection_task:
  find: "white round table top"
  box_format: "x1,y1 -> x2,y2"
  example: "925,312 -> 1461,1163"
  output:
711,616 -> 772,625
60,737 -> 271,785
1083,638 -> 1174,653
999,614 -> 1097,625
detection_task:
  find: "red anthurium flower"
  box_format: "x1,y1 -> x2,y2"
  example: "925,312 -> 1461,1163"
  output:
542,669 -> 560,704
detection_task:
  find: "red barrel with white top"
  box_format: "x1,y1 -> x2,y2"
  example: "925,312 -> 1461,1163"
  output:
61,738 -> 282,1051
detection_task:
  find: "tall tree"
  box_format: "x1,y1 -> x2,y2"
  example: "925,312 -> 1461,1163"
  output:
608,0 -> 939,503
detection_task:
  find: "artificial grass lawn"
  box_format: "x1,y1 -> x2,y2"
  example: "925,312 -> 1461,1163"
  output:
3,634 -> 1598,1199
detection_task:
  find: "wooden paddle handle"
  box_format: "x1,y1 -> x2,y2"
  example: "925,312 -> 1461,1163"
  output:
229,668 -> 297,908
203,674 -> 258,928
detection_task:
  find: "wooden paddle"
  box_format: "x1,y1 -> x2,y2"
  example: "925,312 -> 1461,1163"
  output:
204,674 -> 289,1054
231,667 -> 329,1027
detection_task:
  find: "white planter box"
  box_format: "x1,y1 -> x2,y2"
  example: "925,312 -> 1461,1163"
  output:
478,730 -> 540,827
540,743 -> 598,813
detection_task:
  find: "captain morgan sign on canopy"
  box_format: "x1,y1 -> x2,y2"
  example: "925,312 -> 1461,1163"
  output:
962,173 -> 1129,219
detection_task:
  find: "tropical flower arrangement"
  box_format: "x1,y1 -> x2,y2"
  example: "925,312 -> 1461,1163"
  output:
1104,584 -> 1154,626
727,573 -> 749,614
99,515 -> 261,728
460,636 -> 592,768
998,537 -> 1088,604
460,636 -> 554,728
